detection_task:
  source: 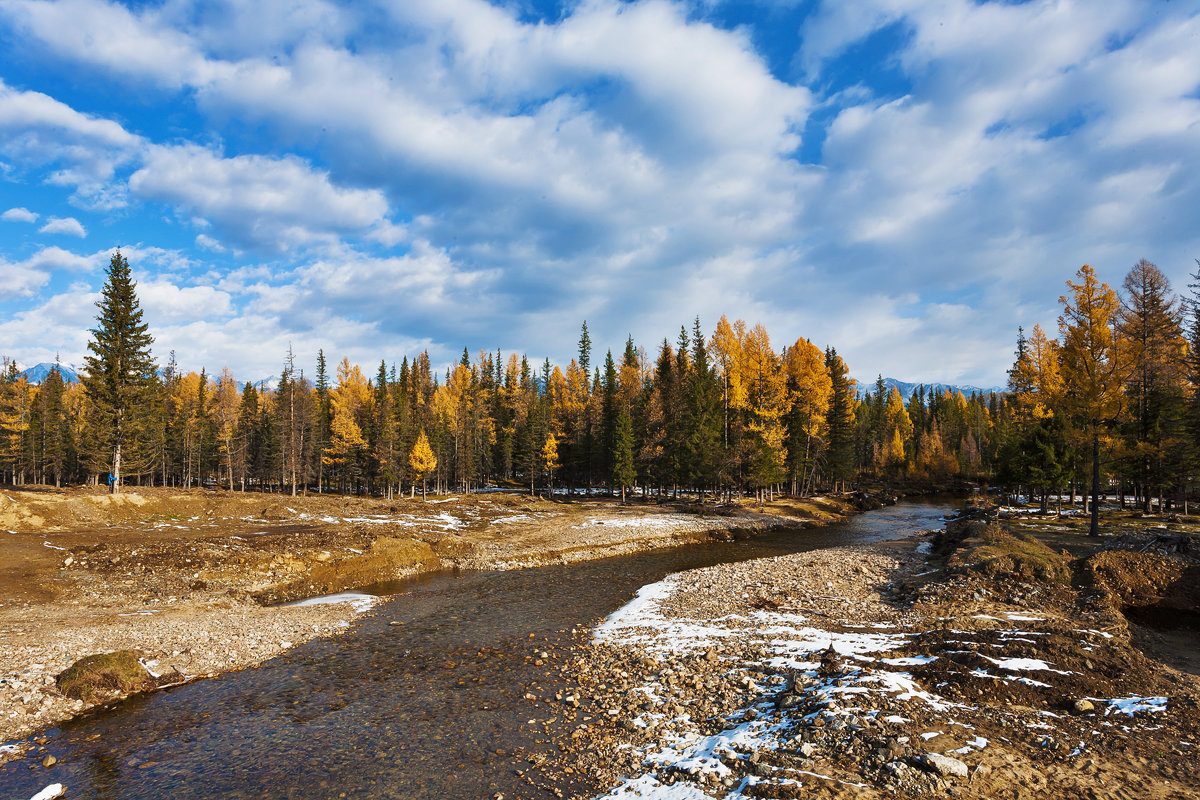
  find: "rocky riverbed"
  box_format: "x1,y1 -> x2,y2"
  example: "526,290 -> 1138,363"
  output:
555,513 -> 1200,799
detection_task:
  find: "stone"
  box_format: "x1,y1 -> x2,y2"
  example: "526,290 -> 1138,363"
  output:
799,743 -> 817,757
42,754 -> 57,768
918,753 -> 969,778
1073,699 -> 1095,713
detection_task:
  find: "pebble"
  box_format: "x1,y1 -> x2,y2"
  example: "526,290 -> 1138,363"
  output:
918,752 -> 969,778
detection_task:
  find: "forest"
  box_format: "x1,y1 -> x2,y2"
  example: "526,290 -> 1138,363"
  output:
1,254 -> 1197,510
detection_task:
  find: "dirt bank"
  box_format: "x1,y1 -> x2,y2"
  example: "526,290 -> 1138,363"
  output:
558,511 -> 1200,799
0,486 -> 858,747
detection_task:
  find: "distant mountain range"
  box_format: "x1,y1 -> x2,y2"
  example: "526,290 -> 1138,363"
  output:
13,361 -> 283,391
15,362 -> 80,384
855,377 -> 1007,399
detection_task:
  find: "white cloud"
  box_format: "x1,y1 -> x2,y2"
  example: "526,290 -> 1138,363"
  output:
138,280 -> 233,323
38,215 -> 87,237
195,233 -> 226,253
0,78 -> 141,207
1,206 -> 38,223
128,144 -> 393,251
22,245 -> 98,271
0,0 -> 225,90
0,259 -> 48,296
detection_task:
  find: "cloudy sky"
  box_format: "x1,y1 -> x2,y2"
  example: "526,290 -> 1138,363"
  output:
1,0 -> 1198,386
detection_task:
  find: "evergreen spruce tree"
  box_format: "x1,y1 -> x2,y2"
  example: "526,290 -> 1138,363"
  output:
824,348 -> 856,491
236,383 -> 260,490
578,321 -> 592,390
1118,259 -> 1184,512
40,367 -> 74,486
314,349 -> 332,493
82,251 -> 158,493
612,406 -> 635,503
601,350 -> 619,489
687,317 -> 722,495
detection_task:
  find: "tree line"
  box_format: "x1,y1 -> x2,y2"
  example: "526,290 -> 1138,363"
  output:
7,252 -> 1194,507
999,259 -> 1200,534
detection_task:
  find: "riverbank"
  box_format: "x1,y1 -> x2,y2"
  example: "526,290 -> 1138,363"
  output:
0,486 -> 862,747
561,510 -> 1200,799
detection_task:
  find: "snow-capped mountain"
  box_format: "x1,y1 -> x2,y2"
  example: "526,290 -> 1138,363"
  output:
856,377 -> 1007,399
16,362 -> 80,384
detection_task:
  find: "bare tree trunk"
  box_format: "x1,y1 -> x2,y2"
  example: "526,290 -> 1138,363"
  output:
112,411 -> 123,495
1088,434 -> 1101,537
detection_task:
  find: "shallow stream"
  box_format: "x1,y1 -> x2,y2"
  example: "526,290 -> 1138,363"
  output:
0,501 -> 951,799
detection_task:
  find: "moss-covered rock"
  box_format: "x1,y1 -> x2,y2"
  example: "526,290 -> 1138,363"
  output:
55,650 -> 153,701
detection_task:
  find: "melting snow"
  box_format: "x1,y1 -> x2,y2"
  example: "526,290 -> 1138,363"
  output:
490,515 -> 534,524
1103,696 -> 1168,716
574,516 -> 688,531
983,656 -> 1069,674
290,592 -> 380,613
882,655 -> 938,666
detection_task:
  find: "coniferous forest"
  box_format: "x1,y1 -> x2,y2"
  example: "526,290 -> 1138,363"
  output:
3,253 -> 1200,510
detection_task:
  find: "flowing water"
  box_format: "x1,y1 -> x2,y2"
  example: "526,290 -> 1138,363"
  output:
0,501 -> 951,800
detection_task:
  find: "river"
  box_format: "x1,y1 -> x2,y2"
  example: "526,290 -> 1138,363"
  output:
0,501 -> 951,800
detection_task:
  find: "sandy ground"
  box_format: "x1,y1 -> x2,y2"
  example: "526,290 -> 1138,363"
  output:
557,511 -> 1200,800
0,486 -> 851,748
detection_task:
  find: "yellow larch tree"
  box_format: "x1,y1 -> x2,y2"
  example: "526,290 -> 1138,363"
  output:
213,367 -> 241,490
709,315 -> 748,450
742,323 -> 787,499
323,401 -> 366,494
784,337 -> 831,495
1058,264 -> 1123,536
884,387 -> 913,471
541,432 -> 559,495
409,429 -> 437,499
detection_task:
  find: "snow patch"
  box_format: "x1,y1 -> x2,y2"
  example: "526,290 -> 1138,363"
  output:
289,592 -> 380,613
1103,696 -> 1168,716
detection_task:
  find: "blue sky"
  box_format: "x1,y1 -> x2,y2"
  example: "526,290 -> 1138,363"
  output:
1,0 -> 1198,386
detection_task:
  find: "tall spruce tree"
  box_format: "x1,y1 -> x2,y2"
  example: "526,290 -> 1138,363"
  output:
578,321 -> 592,390
82,251 -> 158,493
687,317 -> 721,493
612,406 -> 635,503
1118,259 -> 1184,512
824,348 -> 856,491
